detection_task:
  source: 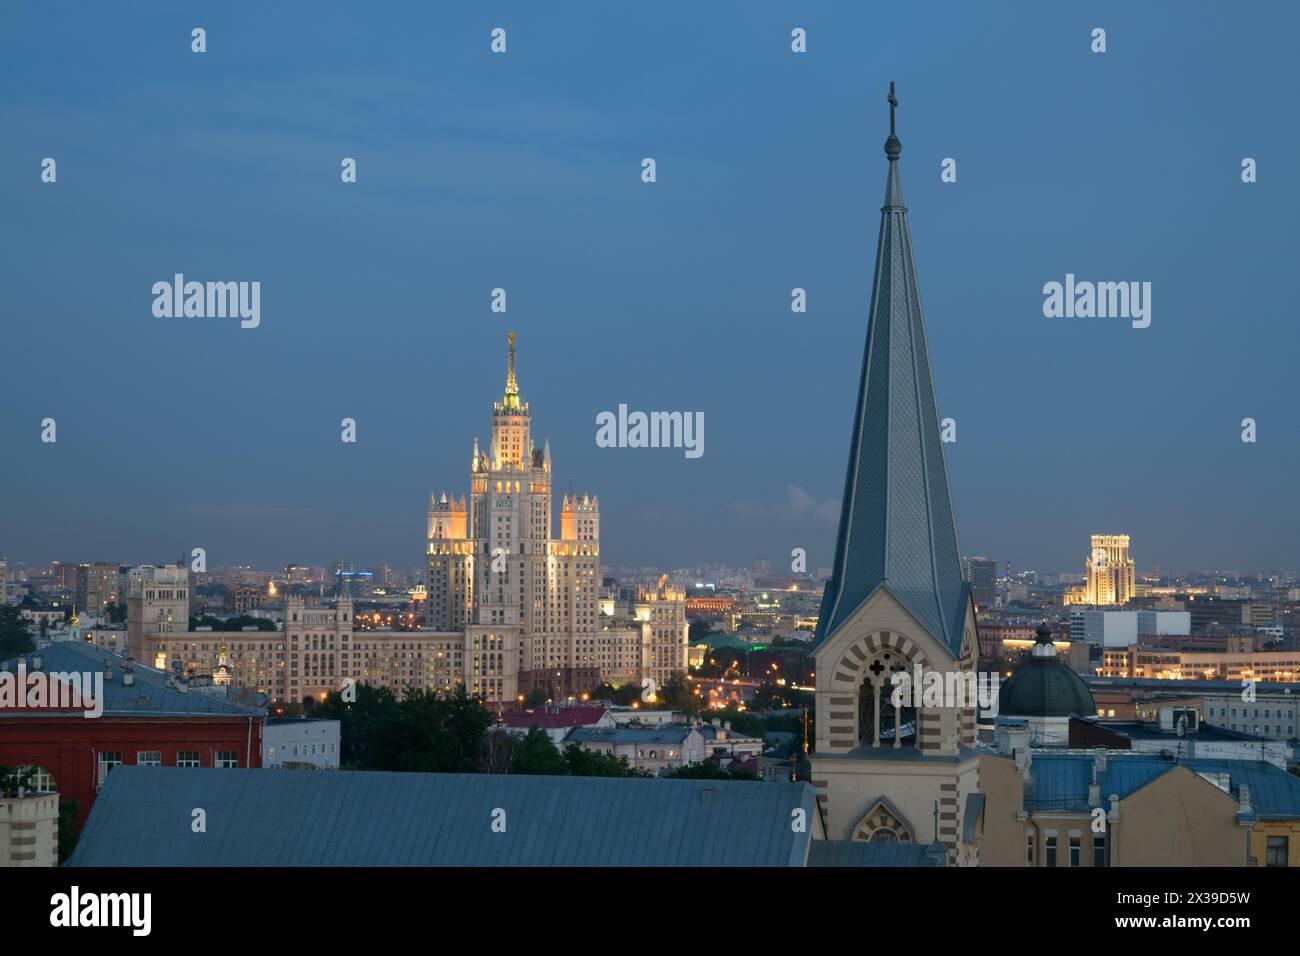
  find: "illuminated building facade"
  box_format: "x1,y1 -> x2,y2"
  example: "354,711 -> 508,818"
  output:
1098,644 -> 1300,683
1084,534 -> 1135,606
426,333 -> 687,701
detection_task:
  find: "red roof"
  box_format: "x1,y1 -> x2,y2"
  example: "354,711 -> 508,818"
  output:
503,706 -> 608,730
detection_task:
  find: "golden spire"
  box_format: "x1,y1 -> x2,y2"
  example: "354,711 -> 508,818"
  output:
503,330 -> 520,410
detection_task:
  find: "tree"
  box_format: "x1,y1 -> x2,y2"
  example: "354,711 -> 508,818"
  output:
665,762 -> 759,782
688,620 -> 718,644
103,601 -> 128,626
587,682 -> 639,706
561,744 -> 651,778
0,606 -> 35,658
0,766 -> 35,796
58,800 -> 80,863
523,687 -> 549,707
225,615 -> 276,632
709,707 -> 766,739
317,683 -> 399,769
658,671 -> 698,714
511,727 -> 567,775
480,728 -> 519,774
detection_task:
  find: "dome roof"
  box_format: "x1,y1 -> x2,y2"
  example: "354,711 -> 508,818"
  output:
998,622 -> 1095,718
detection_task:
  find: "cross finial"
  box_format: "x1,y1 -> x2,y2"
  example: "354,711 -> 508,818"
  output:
933,800 -> 939,841
888,81 -> 898,136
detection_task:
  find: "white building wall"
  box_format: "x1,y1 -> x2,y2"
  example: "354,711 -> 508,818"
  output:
263,719 -> 341,769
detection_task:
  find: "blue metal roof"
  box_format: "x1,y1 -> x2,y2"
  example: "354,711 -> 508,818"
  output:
815,114 -> 967,655
1180,758 -> 1300,819
67,766 -> 820,867
1024,753 -> 1173,811
1024,752 -> 1300,818
1,643 -> 262,718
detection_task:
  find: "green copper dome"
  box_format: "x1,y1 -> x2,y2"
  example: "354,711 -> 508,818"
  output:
998,622 -> 1096,718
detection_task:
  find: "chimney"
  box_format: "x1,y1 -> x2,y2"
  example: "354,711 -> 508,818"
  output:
123,672 -> 135,687
1238,785 -> 1252,815
104,664 -> 113,681
31,655 -> 42,670
1001,721 -> 1030,757
1015,746 -> 1032,777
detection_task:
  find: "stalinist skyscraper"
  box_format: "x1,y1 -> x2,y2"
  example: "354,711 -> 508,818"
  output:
426,332 -> 686,702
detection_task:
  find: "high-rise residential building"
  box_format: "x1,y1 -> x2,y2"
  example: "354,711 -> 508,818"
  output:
128,376 -> 686,706
224,585 -> 264,615
967,557 -> 997,609
76,562 -> 123,616
1084,534 -> 1136,606
126,564 -> 190,662
425,332 -> 687,702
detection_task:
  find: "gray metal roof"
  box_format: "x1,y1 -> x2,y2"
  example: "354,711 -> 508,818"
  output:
66,766 -> 820,867
807,840 -> 944,867
1,643 -> 263,718
815,102 -> 968,655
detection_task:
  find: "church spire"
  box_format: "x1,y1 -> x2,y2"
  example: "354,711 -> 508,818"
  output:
815,83 -> 969,655
502,330 -> 521,410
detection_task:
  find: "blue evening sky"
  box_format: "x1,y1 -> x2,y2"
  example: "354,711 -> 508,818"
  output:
2,1 -> 1297,576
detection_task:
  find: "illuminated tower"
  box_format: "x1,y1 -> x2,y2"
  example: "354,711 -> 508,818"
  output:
425,332 -> 602,702
1085,534 -> 1135,606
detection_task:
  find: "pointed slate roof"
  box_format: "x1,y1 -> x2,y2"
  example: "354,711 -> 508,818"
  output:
816,87 -> 969,655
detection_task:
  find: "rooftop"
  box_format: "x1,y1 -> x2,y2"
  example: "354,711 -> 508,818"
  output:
68,766 -> 819,867
0,643 -> 264,719
503,706 -> 609,731
1022,752 -> 1300,819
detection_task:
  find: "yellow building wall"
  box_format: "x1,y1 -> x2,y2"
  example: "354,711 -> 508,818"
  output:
1249,820 -> 1300,867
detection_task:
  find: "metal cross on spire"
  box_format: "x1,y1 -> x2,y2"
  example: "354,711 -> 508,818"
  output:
888,81 -> 898,136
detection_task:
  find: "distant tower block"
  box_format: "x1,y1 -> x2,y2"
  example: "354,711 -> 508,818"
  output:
1085,534 -> 1135,606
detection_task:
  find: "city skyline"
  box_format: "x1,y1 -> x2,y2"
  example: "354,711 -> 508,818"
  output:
3,3 -> 1300,893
